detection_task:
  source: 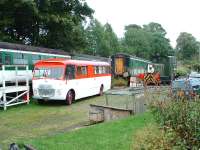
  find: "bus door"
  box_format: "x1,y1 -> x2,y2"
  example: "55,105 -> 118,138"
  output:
75,65 -> 89,98
65,65 -> 75,80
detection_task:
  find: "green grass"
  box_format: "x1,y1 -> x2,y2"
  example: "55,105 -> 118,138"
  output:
23,112 -> 154,150
0,96 -> 106,149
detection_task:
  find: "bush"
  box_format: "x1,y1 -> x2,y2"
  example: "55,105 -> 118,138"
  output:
132,124 -> 185,150
176,67 -> 189,77
150,99 -> 200,149
111,77 -> 128,87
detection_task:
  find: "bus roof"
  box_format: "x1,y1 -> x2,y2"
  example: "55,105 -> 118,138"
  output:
35,58 -> 110,66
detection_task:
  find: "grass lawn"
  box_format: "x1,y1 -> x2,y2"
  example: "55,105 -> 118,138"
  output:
23,112 -> 154,150
0,96 -> 106,149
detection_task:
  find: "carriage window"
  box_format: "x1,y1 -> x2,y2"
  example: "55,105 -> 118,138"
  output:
77,66 -> 87,76
0,52 -> 2,64
32,55 -> 41,63
66,65 -> 75,80
13,53 -> 28,64
5,54 -> 11,65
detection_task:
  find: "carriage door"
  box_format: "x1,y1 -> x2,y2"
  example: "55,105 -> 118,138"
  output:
115,57 -> 124,75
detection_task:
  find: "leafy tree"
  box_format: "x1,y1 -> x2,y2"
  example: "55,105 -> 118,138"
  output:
122,24 -> 151,58
143,22 -> 172,63
100,23 -> 119,56
0,0 -> 94,52
85,19 -> 104,55
143,22 -> 167,36
85,20 -> 119,57
122,23 -> 172,62
176,32 -> 199,60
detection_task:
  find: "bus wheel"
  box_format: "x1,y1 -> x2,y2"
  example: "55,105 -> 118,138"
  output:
99,85 -> 104,96
66,90 -> 74,105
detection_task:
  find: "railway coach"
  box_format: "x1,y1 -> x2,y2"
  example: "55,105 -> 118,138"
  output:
111,53 -> 152,77
111,53 -> 176,84
0,42 -> 70,84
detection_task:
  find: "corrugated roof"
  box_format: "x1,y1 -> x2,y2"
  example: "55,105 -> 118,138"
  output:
0,41 -> 70,56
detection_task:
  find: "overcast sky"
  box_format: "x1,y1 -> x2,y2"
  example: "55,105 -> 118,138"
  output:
86,0 -> 200,47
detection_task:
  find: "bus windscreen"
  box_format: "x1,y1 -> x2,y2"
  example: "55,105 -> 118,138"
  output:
34,67 -> 64,79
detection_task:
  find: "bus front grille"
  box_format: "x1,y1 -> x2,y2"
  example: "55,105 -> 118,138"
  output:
38,88 -> 55,97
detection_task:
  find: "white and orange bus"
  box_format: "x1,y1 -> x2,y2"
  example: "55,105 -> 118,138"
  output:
32,58 -> 111,104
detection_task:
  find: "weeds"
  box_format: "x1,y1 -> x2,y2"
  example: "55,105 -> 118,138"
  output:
150,99 -> 200,149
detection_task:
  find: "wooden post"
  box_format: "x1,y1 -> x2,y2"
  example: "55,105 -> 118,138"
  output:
2,65 -> 6,110
26,66 -> 30,104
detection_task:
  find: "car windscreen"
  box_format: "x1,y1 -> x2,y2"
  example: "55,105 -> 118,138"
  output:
34,66 -> 64,79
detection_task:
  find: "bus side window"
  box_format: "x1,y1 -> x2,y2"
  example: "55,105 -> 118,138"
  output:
66,65 -> 75,80
77,66 -> 87,76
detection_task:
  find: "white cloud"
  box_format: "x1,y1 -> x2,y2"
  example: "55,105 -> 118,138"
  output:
86,0 -> 200,47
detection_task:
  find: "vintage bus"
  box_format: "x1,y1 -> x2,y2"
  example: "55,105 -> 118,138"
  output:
32,58 -> 111,104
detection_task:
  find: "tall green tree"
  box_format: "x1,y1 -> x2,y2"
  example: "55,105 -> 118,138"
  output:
0,0 -> 94,52
100,23 -> 119,56
143,22 -> 167,36
176,32 -> 199,60
122,24 -> 151,58
85,20 -> 119,57
143,22 -> 172,62
85,19 -> 104,55
122,22 -> 172,62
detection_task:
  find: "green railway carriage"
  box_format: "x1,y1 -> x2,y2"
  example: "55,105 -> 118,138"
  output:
111,53 -> 176,84
0,42 -> 71,84
153,63 -> 165,76
111,53 -> 152,77
0,42 -> 70,68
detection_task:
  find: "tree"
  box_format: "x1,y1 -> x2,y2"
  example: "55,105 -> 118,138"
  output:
122,24 -> 151,58
176,32 -> 199,60
100,23 -> 119,56
85,19 -> 104,55
85,20 -> 119,57
143,22 -> 172,62
0,0 -> 94,52
122,22 -> 172,62
143,22 -> 167,36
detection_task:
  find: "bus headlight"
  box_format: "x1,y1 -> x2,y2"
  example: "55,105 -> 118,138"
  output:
33,89 -> 37,95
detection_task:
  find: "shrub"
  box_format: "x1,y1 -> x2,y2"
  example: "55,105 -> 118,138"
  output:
176,67 -> 189,77
132,124 -> 185,150
150,99 -> 200,149
111,77 -> 128,87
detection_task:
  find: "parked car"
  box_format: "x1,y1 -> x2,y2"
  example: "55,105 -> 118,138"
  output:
189,71 -> 200,80
172,78 -> 200,99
